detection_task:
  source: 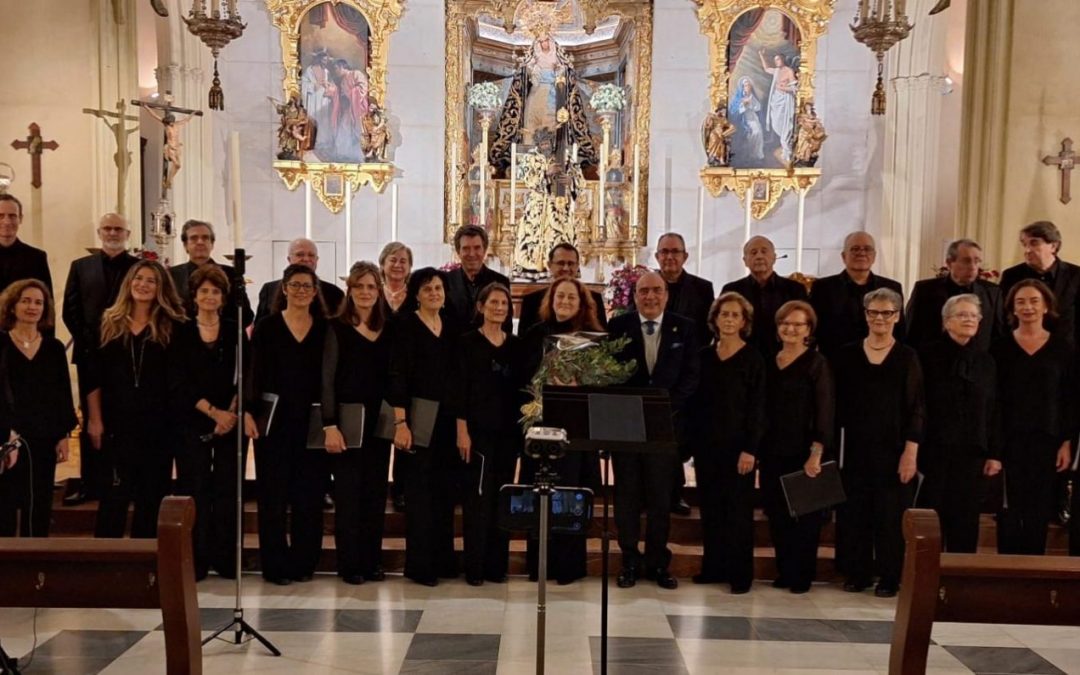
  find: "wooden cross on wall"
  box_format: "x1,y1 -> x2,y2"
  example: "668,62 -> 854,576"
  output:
1043,137 -> 1075,205
10,123 -> 59,189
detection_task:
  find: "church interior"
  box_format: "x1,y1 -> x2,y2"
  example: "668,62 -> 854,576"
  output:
2,0 -> 1080,673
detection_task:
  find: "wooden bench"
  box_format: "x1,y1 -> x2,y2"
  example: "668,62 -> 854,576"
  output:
0,496 -> 201,675
889,508 -> 1080,675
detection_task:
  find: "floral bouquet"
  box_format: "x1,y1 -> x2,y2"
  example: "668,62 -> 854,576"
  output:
134,248 -> 159,262
439,260 -> 462,273
467,82 -> 502,111
605,263 -> 651,316
590,84 -> 628,113
520,332 -> 637,429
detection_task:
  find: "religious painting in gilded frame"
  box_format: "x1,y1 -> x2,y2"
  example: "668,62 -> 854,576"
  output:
266,0 -> 405,213
696,0 -> 835,219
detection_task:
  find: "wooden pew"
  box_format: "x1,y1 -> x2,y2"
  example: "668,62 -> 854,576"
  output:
0,496 -> 201,675
889,508 -> 1080,675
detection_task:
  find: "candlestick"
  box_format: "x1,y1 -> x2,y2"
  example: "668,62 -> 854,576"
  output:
305,180 -> 312,238
391,183 -> 399,241
598,120 -> 609,241
796,186 -> 807,272
743,186 -> 752,243
696,186 -> 704,274
631,143 -> 641,237
345,182 -> 352,274
450,142 -> 459,225
510,142 -> 517,225
229,131 -> 243,248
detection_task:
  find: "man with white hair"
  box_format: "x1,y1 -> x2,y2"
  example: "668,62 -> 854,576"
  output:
254,238 -> 344,325
721,235 -> 808,355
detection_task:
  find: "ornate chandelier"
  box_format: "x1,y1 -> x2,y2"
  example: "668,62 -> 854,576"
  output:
850,0 -> 913,115
184,1 -> 246,111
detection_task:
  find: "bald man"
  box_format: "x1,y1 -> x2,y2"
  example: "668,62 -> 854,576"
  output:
721,236 -> 808,355
62,213 -> 140,504
254,238 -> 344,325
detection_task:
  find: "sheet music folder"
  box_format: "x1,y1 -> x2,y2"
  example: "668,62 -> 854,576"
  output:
779,461 -> 846,517
541,385 -> 675,454
306,403 -> 366,449
374,399 -> 440,448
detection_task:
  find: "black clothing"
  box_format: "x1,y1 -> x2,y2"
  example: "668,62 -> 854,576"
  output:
517,286 -> 608,337
444,266 -> 513,335
761,349 -> 833,591
916,338 -> 997,552
0,337 -> 77,537
809,271 -> 905,359
169,260 -> 253,326
663,271 -> 715,346
993,332 -> 1077,554
834,342 -> 924,587
321,320 -> 393,579
0,239 -> 52,295
905,276 -> 1004,352
256,279 -> 345,326
689,344 -> 766,589
247,313 -> 328,581
388,311 -> 462,583
721,273 -> 808,356
1000,259 -> 1080,344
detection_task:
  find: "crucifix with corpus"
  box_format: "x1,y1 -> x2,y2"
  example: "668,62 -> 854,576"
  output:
83,99 -> 140,214
1043,137 -> 1075,205
131,92 -> 203,194
10,123 -> 59,189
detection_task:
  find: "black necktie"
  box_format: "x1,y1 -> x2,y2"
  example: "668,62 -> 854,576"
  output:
644,320 -> 657,335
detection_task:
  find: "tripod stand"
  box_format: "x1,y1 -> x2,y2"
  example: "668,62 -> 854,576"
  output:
532,462 -> 559,675
201,248 -> 279,656
0,642 -> 20,675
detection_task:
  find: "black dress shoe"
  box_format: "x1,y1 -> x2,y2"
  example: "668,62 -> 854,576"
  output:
843,580 -> 870,593
293,574 -> 314,583
485,574 -> 508,584
265,577 -> 292,586
653,568 -> 678,590
62,489 -> 89,506
342,574 -> 365,586
874,584 -> 898,598
366,567 -> 386,582
671,499 -> 692,516
410,576 -> 437,587
789,584 -> 811,594
729,584 -> 752,595
616,567 -> 638,588
771,578 -> 790,589
466,576 -> 484,587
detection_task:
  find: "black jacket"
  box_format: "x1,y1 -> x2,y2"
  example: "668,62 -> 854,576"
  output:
0,239 -> 52,295
444,265 -> 513,335
169,259 -> 253,326
606,311 -> 701,413
721,273 -> 808,355
809,270 -> 904,358
662,271 -> 715,346
1000,259 -> 1080,345
255,278 -> 345,325
905,276 -> 1003,351
63,251 -> 139,365
517,286 -> 607,336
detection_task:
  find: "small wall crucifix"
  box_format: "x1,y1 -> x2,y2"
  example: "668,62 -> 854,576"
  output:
1043,137 -> 1075,205
10,123 -> 59,189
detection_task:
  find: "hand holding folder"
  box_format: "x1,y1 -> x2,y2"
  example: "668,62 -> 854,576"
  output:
779,461 -> 846,518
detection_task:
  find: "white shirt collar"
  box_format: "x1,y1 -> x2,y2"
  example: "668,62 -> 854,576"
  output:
640,313 -> 664,328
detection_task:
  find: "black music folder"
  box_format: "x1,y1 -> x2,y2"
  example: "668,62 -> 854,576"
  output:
306,403 -> 366,449
779,461 -> 846,517
374,398 -> 440,448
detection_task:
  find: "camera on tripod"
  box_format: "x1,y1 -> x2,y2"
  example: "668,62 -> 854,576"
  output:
498,426 -> 593,534
523,426 -> 569,461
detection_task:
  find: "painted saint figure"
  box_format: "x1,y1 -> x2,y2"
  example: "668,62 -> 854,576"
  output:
728,77 -> 764,162
759,50 -> 797,164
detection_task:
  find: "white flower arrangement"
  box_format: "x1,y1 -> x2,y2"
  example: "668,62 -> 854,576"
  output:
468,82 -> 502,110
590,84 -> 628,113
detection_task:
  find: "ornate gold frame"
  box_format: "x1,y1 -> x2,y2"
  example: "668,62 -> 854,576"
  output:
444,0 -> 654,264
695,0 -> 834,218
266,0 -> 404,213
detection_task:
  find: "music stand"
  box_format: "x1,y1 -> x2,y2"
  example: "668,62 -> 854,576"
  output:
541,385 -> 676,675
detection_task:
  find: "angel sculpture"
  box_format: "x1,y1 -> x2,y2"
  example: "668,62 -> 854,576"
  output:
269,95 -> 315,161
702,105 -> 737,167
793,101 -> 827,168
361,102 -> 391,162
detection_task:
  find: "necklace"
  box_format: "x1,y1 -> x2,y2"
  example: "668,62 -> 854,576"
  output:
11,330 -> 40,349
386,285 -> 406,299
866,339 -> 895,351
131,333 -> 148,389
198,319 -> 220,328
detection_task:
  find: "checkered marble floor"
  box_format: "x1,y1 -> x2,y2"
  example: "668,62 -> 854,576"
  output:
2,575 -> 1078,674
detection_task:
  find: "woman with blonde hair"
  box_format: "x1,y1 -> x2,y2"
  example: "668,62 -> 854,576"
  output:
86,260 -> 187,538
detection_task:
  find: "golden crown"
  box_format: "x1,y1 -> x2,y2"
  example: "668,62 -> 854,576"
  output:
515,0 -> 573,39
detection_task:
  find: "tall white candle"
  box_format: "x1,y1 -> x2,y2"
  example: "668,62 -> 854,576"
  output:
572,143 -> 579,164
450,143 -> 459,225
510,143 -> 517,225
744,186 -> 752,243
598,135 -> 608,240
226,0 -> 237,16
344,181 -> 352,273
391,183 -> 399,241
305,180 -> 312,238
229,131 -> 243,248
631,144 -> 641,235
479,145 -> 487,226
796,186 -> 807,273
696,186 -> 704,274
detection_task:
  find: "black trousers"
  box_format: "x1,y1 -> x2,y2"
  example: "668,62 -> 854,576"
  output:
253,413 -> 328,580
0,435 -> 59,537
75,364 -> 109,500
461,431 -> 516,581
402,424 -> 461,583
998,436 -> 1058,555
761,455 -> 823,591
614,450 -> 673,571
331,438 -> 391,578
523,451 -> 599,582
176,429 -> 243,578
918,450 -> 985,553
1069,471 -> 1080,556
839,461 -> 914,587
391,448 -> 407,501
95,426 -> 172,539
695,447 -> 754,588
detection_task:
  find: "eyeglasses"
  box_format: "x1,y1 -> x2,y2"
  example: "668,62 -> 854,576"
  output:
657,248 -> 686,257
286,282 -> 316,292
779,321 -> 808,329
865,309 -> 898,319
948,311 -> 981,321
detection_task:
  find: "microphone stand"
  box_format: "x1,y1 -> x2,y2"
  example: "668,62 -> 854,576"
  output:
201,248 -> 279,656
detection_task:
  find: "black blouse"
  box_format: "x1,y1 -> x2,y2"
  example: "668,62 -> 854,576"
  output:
453,330 -> 521,435
691,343 -> 766,456
1,336 -> 77,441
992,332 -> 1077,445
321,319 -> 391,438
834,341 -> 925,469
918,337 -> 997,459
387,311 -> 458,410
174,318 -> 246,435
762,349 -> 834,460
92,323 -> 185,430
247,313 -> 327,419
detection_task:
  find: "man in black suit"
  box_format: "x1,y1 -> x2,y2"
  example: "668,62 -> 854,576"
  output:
517,243 -> 607,336
254,237 -> 345,324
608,272 -> 700,590
61,213 -> 139,504
445,225 -> 512,334
906,238 -> 1003,351
999,221 -> 1080,344
722,235 -> 807,356
0,194 -> 52,294
810,232 -> 905,359
169,219 -> 253,325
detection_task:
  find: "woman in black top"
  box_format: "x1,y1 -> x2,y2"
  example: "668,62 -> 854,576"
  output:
321,261 -> 393,585
0,280 -> 77,537
690,292 -> 766,593
379,242 -> 413,512
389,267 -> 461,586
174,265 -> 245,579
521,277 -> 603,584
87,260 -> 186,538
834,288 -> 924,597
917,293 -> 998,553
993,279 -> 1075,555
243,264 -> 328,584
455,282 -> 519,586
761,300 -> 833,594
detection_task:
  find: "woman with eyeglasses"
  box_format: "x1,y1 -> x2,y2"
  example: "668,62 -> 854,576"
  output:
833,288 -> 924,597
992,279 -> 1076,555
243,263 -> 328,585
917,294 -> 997,553
321,261 -> 392,585
761,300 -> 833,594
378,241 -> 413,513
